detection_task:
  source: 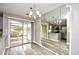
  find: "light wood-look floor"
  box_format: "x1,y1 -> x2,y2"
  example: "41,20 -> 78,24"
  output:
4,43 -> 55,55
42,39 -> 69,55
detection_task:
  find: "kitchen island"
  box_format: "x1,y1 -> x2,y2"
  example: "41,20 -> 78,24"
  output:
48,33 -> 61,42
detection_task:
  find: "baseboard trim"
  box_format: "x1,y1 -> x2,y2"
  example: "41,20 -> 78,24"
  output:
33,42 -> 59,55
2,49 -> 6,55
2,47 -> 9,55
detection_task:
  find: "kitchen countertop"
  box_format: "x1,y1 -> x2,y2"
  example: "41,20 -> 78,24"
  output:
48,33 -> 61,42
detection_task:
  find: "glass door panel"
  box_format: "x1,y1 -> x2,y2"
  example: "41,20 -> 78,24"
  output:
23,23 -> 31,44
10,20 -> 23,47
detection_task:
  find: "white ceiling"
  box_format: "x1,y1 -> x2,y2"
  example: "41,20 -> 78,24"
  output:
0,3 -> 64,17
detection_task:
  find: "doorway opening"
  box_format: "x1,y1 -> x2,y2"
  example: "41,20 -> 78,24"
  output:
9,20 -> 31,47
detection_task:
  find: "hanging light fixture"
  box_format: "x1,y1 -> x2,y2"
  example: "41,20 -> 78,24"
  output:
26,4 -> 41,19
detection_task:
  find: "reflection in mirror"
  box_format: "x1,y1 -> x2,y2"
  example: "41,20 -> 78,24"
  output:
0,13 -> 4,55
41,4 -> 70,55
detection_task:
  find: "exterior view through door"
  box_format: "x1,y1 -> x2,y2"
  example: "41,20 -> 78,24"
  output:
10,20 -> 31,47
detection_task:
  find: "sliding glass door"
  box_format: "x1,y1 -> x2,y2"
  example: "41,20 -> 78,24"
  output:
10,20 -> 31,47
23,22 -> 31,44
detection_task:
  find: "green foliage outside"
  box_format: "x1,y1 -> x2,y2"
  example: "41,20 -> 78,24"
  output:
10,25 -> 22,37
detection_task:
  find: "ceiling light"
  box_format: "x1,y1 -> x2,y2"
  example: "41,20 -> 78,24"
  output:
29,11 -> 33,15
26,4 -> 41,20
34,16 -> 36,19
37,11 -> 40,15
39,14 -> 41,17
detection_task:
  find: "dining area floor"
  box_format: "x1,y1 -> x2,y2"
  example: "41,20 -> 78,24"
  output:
4,43 -> 55,55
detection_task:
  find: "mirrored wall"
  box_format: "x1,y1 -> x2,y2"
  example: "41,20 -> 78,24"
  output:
0,13 -> 4,54
41,4 -> 70,55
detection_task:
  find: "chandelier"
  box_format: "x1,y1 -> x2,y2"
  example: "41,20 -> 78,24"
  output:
26,4 -> 41,19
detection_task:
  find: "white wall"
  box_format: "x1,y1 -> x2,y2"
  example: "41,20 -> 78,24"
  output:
3,13 -> 9,48
70,3 -> 79,55
0,13 -> 8,54
34,19 -> 41,45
